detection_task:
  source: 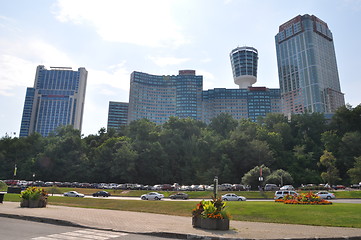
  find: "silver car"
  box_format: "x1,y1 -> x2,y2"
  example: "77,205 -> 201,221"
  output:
63,191 -> 85,197
221,193 -> 246,201
140,192 -> 164,200
316,191 -> 335,199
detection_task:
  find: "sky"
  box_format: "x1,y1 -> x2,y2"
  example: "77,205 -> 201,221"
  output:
1,0 -> 361,137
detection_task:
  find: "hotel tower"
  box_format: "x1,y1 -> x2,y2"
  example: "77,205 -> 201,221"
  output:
20,65 -> 87,137
275,14 -> 345,116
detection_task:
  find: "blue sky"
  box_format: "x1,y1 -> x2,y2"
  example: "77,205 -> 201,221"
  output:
1,0 -> 360,137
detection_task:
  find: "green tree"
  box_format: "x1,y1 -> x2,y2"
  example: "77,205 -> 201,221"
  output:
319,150 -> 340,185
265,169 -> 293,186
208,113 -> 238,138
337,132 -> 361,182
330,104 -> 361,135
241,165 -> 271,189
35,126 -> 88,181
347,156 -> 361,184
160,117 -> 206,184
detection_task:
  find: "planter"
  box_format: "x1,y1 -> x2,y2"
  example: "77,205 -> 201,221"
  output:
20,199 -> 47,208
0,192 -> 5,203
192,216 -> 202,228
20,199 -> 29,207
192,216 -> 229,230
29,199 -> 40,208
200,218 -> 229,230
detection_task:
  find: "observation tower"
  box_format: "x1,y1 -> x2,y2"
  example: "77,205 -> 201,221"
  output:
230,46 -> 258,88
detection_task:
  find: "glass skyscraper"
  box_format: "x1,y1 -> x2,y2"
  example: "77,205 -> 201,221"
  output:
275,14 -> 345,116
19,65 -> 87,137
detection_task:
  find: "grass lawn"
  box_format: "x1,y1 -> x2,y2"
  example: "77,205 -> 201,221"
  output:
4,193 -> 361,228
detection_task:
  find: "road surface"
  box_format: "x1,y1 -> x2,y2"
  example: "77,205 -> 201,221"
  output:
0,217 -> 172,240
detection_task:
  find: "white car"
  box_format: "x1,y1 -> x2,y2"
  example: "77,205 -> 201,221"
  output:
63,191 -> 84,197
316,191 -> 335,199
280,185 -> 294,190
140,192 -> 164,200
274,190 -> 298,199
221,193 -> 246,201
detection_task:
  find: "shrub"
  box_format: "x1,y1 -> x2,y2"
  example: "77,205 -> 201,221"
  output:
20,187 -> 48,200
192,197 -> 231,219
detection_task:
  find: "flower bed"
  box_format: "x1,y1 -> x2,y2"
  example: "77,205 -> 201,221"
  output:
275,192 -> 332,205
192,197 -> 230,230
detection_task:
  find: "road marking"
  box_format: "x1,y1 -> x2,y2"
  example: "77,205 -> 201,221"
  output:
32,229 -> 127,239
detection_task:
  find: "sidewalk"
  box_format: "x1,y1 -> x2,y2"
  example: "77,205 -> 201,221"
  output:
1,201 -> 361,239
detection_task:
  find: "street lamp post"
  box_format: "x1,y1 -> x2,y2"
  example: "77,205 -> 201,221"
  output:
258,176 -> 263,191
32,173 -> 35,186
213,176 -> 218,198
259,167 -> 263,191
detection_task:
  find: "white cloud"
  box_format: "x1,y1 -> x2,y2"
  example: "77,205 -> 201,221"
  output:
88,63 -> 130,91
200,58 -> 212,63
53,0 -> 189,48
148,56 -> 190,67
0,15 -> 21,33
342,0 -> 361,11
0,37 -> 76,96
0,55 -> 35,96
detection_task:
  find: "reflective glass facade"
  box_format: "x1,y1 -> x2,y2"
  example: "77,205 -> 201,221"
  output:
127,70 -> 203,125
230,46 -> 258,88
19,65 -> 87,137
107,101 -> 129,130
275,14 -> 345,116
121,70 -> 281,125
202,87 -> 281,123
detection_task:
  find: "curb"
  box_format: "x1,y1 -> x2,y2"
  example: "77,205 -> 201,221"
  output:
0,213 -> 360,240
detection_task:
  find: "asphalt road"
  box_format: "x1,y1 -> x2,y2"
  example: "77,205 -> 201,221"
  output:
0,217 -> 171,240
54,194 -> 361,203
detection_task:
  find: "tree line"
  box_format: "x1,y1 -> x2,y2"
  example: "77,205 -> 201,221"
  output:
1,104 -> 361,188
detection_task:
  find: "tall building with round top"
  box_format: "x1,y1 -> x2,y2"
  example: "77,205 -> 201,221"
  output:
230,46 -> 258,88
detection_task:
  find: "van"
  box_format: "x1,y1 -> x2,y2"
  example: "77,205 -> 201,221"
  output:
264,184 -> 279,191
274,190 -> 298,199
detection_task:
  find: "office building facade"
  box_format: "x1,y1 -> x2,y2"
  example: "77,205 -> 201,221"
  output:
20,65 -> 87,137
275,14 -> 345,116
107,101 -> 129,130
127,70 -> 203,125
108,46 -> 281,129
202,87 -> 281,123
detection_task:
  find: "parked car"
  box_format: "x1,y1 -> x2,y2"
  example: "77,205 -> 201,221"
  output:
280,185 -> 294,190
274,190 -> 298,199
221,193 -> 246,201
169,192 -> 189,200
140,192 -> 164,200
63,191 -> 84,197
232,184 -> 246,191
333,185 -> 346,190
92,191 -> 111,197
316,191 -> 335,199
264,184 -> 279,191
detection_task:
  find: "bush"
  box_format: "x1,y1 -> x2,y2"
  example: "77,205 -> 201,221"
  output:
0,181 -> 7,192
20,187 -> 48,200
